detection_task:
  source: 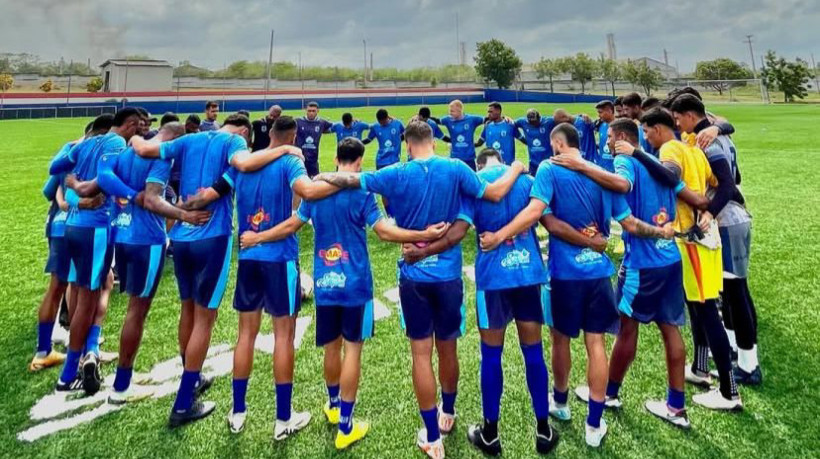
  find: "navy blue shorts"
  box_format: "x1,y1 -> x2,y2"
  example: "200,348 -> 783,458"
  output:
234,259 -> 301,317
616,263 -> 685,326
115,243 -> 166,298
65,225 -> 113,290
476,285 -> 548,330
399,278 -> 465,340
548,277 -> 618,338
315,302 -> 374,346
45,237 -> 76,283
172,236 -> 232,309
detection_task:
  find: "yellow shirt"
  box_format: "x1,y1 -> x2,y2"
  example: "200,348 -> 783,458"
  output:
659,140 -> 717,233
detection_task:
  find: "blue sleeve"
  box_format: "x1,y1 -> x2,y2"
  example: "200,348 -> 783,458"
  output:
323,120 -> 333,133
612,192 -> 632,222
296,200 -> 312,222
613,156 -> 635,192
159,135 -> 189,160
472,116 -> 485,129
360,167 -> 400,198
530,163 -> 554,205
456,160 -> 487,199
147,159 -> 172,186
43,175 -> 60,200
515,125 -> 525,141
398,122 -> 405,135
226,134 -> 248,164
367,126 -> 378,141
49,148 -> 76,175
65,188 -> 80,208
363,193 -> 384,227
479,126 -> 487,141
286,156 -> 309,187
457,196 -> 475,225
432,122 -> 445,139
102,135 -> 127,156
97,154 -> 137,199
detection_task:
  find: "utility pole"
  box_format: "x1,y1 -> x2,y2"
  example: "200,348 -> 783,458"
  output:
455,12 -> 460,65
744,35 -> 757,76
264,29 -> 275,108
362,39 -> 367,85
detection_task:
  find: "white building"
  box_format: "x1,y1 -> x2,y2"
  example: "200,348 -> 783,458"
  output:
99,59 -> 173,92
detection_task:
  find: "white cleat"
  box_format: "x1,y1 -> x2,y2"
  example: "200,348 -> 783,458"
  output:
227,410 -> 248,434
645,400 -> 691,429
685,366 -> 713,389
574,385 -> 622,409
585,418 -> 608,448
416,428 -> 445,459
274,411 -> 312,441
548,393 -> 571,421
437,403 -> 456,435
108,385 -> 155,405
692,389 -> 743,411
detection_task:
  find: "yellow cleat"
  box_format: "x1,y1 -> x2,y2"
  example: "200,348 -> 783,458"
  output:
324,402 -> 340,425
335,420 -> 370,450
29,350 -> 66,372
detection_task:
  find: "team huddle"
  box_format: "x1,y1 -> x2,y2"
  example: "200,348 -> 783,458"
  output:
31,90 -> 761,457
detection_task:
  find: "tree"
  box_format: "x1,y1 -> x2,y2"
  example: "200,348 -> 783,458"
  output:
474,39 -> 523,89
597,57 -> 621,96
760,51 -> 812,102
0,74 -> 13,92
39,79 -> 54,93
533,57 -> 566,93
86,76 -> 103,93
694,58 -> 753,95
622,60 -> 664,96
565,53 -> 596,93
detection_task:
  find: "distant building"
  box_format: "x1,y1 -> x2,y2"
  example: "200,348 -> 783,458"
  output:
99,59 -> 173,92
625,57 -> 679,79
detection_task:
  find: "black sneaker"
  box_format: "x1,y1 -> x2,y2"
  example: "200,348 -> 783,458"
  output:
733,366 -> 762,386
195,374 -> 214,398
55,374 -> 83,392
82,353 -> 102,396
467,424 -> 502,456
168,400 -> 216,428
535,422 -> 559,455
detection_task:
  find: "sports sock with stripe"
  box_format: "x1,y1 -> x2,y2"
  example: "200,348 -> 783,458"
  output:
327,384 -> 341,409
339,399 -> 355,434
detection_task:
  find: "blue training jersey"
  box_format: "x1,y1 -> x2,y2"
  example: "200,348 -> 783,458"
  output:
100,147 -> 172,246
531,160 -> 629,280
51,132 -> 127,228
236,155 -> 308,262
366,119 -> 405,167
575,117 -> 597,163
515,117 -> 555,167
160,131 -> 247,242
361,156 -> 487,282
597,122 -> 614,172
296,189 -> 383,307
440,114 -> 484,161
614,155 -> 680,269
480,120 -> 520,165
462,164 -> 546,290
45,141 -> 76,238
331,121 -> 369,143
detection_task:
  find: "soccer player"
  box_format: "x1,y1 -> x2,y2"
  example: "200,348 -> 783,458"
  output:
31,130 -> 105,372
670,95 -> 761,385
296,101 -> 334,178
363,109 -> 405,169
621,93 -> 658,157
49,108 -> 142,395
549,118 -> 690,429
200,101 -> 220,132
97,122 -> 212,404
438,100 -> 485,170
514,109 -> 555,175
633,107 -> 742,410
595,100 -> 616,171
479,123 -> 625,448
240,137 -> 449,449
613,96 -> 626,118
553,109 -> 596,163
331,112 -> 369,143
145,112 -> 179,140
476,102 -> 522,165
184,114 -> 201,134
132,114 -> 303,427
251,105 -> 282,151
412,106 -> 449,141
316,121 -> 526,459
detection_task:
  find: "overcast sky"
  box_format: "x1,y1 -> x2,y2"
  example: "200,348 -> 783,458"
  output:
2,0 -> 818,73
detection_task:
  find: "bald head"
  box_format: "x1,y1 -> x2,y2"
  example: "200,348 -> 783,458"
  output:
553,109 -> 572,124
158,121 -> 185,140
268,105 -> 282,120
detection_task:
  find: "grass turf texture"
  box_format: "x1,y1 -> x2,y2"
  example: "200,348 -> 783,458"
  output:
1,102 -> 818,458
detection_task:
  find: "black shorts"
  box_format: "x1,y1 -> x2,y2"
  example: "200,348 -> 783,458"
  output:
549,277 -> 619,338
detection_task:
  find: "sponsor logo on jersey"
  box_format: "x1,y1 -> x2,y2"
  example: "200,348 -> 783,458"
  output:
316,271 -> 346,289
319,243 -> 349,266
247,208 -> 270,231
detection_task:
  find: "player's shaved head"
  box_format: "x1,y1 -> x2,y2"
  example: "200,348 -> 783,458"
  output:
404,120 -> 434,145
550,122 -> 580,149
159,121 -> 185,139
272,115 -> 297,139
553,109 -> 572,124
476,148 -> 503,169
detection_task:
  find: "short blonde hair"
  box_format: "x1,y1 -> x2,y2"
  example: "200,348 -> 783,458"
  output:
449,99 -> 464,110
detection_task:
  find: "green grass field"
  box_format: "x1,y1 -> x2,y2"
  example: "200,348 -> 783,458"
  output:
1,102 -> 819,458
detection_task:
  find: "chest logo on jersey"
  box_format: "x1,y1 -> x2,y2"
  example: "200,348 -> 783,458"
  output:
315,126 -> 320,132
532,139 -> 542,147
492,141 -> 501,150
501,249 -> 531,268
305,136 -> 315,145
501,130 -> 507,137
391,128 -> 396,134
540,127 -> 546,134
317,271 -> 346,289
248,208 -> 271,231
456,134 -> 465,143
652,207 -> 670,225
319,243 -> 349,266
261,126 -> 267,132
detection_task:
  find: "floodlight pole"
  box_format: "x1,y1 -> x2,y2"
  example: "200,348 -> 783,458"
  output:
264,29 -> 275,109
